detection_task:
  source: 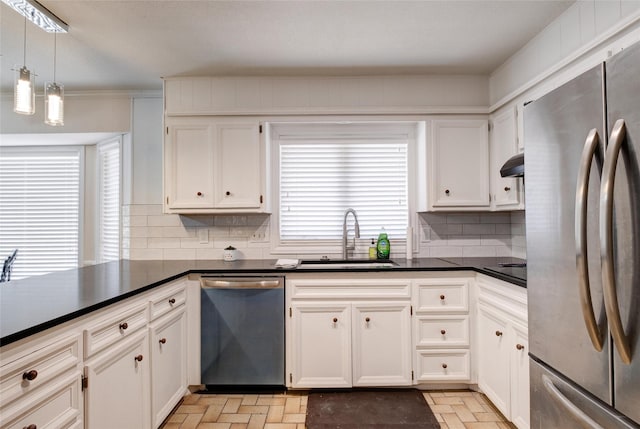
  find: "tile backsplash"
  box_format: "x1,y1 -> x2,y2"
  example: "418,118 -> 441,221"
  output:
122,205 -> 526,261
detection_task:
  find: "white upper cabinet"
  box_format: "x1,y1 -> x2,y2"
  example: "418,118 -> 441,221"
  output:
489,107 -> 523,210
164,118 -> 216,210
214,123 -> 262,209
164,117 -> 267,214
427,119 -> 490,210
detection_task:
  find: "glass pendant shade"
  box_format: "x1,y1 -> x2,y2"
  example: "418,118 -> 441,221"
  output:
45,82 -> 64,126
14,66 -> 35,115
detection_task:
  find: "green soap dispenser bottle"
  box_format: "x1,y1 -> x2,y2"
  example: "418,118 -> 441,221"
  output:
376,228 -> 390,259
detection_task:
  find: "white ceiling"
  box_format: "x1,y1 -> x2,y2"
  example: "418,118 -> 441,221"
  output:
0,0 -> 574,93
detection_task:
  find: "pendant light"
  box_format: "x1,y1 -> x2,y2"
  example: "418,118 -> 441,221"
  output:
45,31 -> 64,126
14,16 -> 35,115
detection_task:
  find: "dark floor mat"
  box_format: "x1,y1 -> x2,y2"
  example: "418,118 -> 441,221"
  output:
306,389 -> 441,428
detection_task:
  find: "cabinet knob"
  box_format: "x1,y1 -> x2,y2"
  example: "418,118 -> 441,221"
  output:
23,425 -> 37,429
225,191 -> 231,196
442,363 -> 448,369
365,317 -> 370,323
440,329 -> 446,335
159,338 -> 167,344
332,317 -> 338,323
168,298 -> 176,305
504,186 -> 511,192
134,355 -> 144,362
22,370 -> 38,381
119,322 -> 128,331
445,189 -> 450,195
495,330 -> 503,337
197,191 -> 202,196
516,343 -> 525,350
440,294 -> 446,300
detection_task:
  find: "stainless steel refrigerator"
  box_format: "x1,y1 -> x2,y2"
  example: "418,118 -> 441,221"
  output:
525,40 -> 640,428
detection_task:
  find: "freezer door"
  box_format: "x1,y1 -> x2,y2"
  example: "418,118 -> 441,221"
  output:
530,358 -> 637,429
605,41 -> 640,425
525,64 -> 610,403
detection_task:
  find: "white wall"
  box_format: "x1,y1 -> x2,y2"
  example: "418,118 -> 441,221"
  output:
0,93 -> 132,133
130,97 -> 163,204
490,0 -> 640,108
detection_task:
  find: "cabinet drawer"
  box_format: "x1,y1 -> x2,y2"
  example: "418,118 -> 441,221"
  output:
414,279 -> 469,313
0,334 -> 80,404
415,350 -> 470,382
150,283 -> 186,321
0,371 -> 82,429
84,303 -> 148,358
415,316 -> 469,347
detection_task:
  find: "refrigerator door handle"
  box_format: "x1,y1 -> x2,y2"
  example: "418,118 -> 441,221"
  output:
575,128 -> 605,351
600,119 -> 632,364
542,374 -> 605,429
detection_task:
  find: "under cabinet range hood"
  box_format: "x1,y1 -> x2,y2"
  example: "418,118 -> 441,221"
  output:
500,152 -> 524,177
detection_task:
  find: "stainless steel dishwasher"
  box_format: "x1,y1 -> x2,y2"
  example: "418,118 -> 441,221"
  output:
199,275 -> 285,390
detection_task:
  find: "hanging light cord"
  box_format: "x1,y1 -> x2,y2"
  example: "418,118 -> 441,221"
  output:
53,31 -> 57,82
22,15 -> 27,66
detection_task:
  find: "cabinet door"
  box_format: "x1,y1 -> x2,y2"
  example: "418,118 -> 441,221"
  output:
351,303 -> 412,386
165,119 -> 215,209
150,308 -> 186,429
291,303 -> 351,388
214,123 -> 262,209
510,322 -> 530,429
430,119 -> 490,208
477,305 -> 510,418
490,107 -> 522,210
84,330 -> 150,429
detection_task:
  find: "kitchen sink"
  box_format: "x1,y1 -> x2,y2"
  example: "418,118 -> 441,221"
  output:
297,259 -> 397,269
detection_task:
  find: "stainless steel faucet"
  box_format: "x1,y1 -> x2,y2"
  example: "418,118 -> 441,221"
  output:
342,208 -> 360,260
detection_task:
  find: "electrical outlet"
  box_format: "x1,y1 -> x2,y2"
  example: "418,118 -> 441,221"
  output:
198,228 -> 209,244
250,230 -> 267,242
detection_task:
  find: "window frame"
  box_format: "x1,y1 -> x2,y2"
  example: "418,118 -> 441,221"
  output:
96,137 -> 122,263
268,120 -> 420,256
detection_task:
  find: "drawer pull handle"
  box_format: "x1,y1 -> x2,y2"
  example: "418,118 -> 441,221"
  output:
119,322 -> 128,330
442,363 -> 448,369
495,330 -> 503,337
365,317 -> 370,323
504,186 -> 511,192
22,370 -> 38,381
516,343 -> 525,350
134,355 -> 144,362
440,329 -> 446,335
168,298 -> 176,305
23,425 -> 37,429
440,294 -> 445,300
332,317 -> 338,323
159,338 -> 167,344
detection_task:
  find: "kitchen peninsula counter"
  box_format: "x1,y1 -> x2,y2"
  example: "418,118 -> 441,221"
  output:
0,257 -> 525,346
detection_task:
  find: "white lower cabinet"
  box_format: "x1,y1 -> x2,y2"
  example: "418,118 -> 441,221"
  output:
291,303 -> 352,388
351,303 -> 412,386
84,329 -> 150,429
476,275 -> 529,429
150,307 -> 187,428
287,276 -> 412,389
412,277 -> 472,383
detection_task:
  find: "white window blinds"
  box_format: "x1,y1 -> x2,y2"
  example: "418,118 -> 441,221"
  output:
0,147 -> 81,279
278,130 -> 409,241
97,140 -> 120,262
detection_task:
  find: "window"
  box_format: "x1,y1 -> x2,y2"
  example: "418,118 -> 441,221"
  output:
271,122 -> 417,253
97,139 -> 120,262
0,147 -> 82,279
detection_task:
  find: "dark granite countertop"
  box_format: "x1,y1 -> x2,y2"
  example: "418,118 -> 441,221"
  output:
0,257 -> 525,347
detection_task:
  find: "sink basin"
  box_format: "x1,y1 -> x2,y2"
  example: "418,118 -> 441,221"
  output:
297,259 -> 397,269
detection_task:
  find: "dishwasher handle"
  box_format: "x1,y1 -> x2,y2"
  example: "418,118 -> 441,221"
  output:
200,278 -> 283,289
